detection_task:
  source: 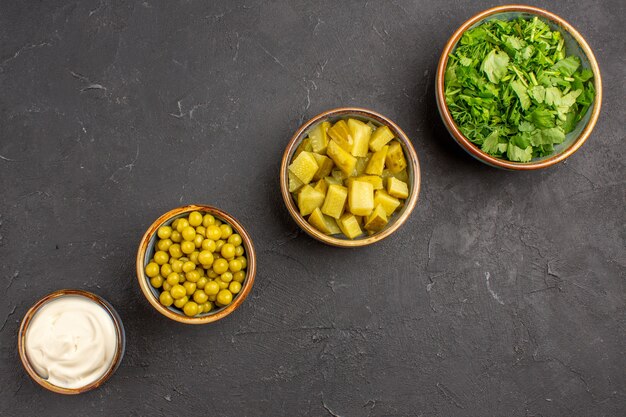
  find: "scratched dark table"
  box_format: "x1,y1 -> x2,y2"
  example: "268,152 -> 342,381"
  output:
1,1 -> 624,416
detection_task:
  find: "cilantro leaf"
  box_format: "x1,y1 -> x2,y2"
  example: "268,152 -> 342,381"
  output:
531,127 -> 565,146
507,143 -> 533,162
551,55 -> 580,76
480,49 -> 510,84
510,79 -> 531,110
529,107 -> 555,128
444,17 -> 595,162
481,130 -> 501,154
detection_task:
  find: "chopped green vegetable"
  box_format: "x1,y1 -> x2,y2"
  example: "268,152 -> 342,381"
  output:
444,17 -> 594,162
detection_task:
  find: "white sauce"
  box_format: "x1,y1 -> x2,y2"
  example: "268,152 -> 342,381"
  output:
25,295 -> 117,389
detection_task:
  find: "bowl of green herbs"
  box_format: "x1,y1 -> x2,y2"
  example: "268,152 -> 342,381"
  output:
435,5 -> 602,170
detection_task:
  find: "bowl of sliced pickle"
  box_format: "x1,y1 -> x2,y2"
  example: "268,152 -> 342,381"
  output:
280,107 -> 421,247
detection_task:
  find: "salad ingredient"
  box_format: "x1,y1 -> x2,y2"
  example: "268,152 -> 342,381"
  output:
387,177 -> 409,199
290,118 -> 410,239
288,151 -> 318,185
348,180 -> 375,216
327,139 -> 357,175
338,213 -> 362,239
147,211 -> 248,317
369,125 -> 394,152
364,204 -> 388,232
297,185 -> 326,216
444,16 -> 595,162
321,184 -> 348,219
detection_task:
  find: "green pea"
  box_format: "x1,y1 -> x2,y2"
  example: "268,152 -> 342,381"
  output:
145,262 -> 160,278
157,238 -> 172,252
183,301 -> 199,317
171,259 -> 184,273
181,241 -> 195,254
229,281 -> 242,294
212,258 -> 229,275
196,277 -> 208,290
193,290 -> 208,304
160,263 -> 173,277
162,282 -> 172,291
166,272 -> 181,286
150,276 -> 163,288
204,281 -> 220,296
154,251 -> 169,265
235,245 -> 245,257
216,289 -> 233,306
183,281 -> 197,296
201,301 -> 213,313
193,234 -> 204,248
195,226 -> 206,237
202,214 -> 216,227
159,291 -> 174,306
215,239 -> 225,252
174,295 -> 189,308
168,244 -> 182,258
206,225 -> 221,240
201,238 -> 216,252
220,272 -> 233,283
221,243 -> 236,260
157,226 -> 172,239
176,219 -> 189,233
182,226 -> 196,241
182,261 -> 196,273
171,230 -> 182,243
198,250 -> 214,267
233,271 -> 246,283
188,211 -> 203,227
216,279 -> 229,290
186,270 -> 200,283
219,224 -> 233,240
170,284 -> 186,299
237,256 -> 247,269
228,234 -> 242,246
189,251 -> 200,264
228,259 -> 242,273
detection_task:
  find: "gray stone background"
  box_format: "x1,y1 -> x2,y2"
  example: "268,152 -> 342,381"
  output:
0,1 -> 624,416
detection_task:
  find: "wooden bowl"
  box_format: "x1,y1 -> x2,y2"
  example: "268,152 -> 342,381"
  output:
435,4 -> 602,170
17,289 -> 126,395
280,107 -> 421,247
136,205 -> 256,324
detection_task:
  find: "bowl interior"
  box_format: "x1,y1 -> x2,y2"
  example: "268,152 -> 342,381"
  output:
285,110 -> 419,244
443,10 -> 598,165
142,210 -> 252,319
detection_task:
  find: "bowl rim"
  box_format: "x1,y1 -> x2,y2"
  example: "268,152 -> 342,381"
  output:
136,204 -> 256,324
17,289 -> 126,395
435,4 -> 603,170
280,107 -> 421,247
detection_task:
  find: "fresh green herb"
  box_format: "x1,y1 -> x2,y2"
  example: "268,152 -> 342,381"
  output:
444,16 -> 595,162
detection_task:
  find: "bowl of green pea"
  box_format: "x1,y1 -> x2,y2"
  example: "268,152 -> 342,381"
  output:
136,205 -> 256,324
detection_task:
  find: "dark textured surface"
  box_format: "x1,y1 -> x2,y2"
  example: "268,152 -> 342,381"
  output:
0,1 -> 624,416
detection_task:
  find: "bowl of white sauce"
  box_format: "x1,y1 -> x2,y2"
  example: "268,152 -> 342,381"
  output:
18,289 -> 125,394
